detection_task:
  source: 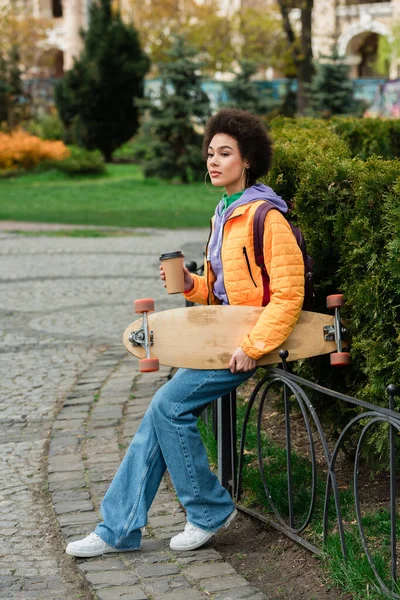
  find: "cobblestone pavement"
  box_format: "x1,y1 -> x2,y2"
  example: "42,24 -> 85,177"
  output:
0,227 -> 266,600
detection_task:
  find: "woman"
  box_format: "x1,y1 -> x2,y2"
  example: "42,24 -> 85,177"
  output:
66,108 -> 304,558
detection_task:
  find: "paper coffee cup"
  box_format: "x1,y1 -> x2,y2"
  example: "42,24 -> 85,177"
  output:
160,251 -> 185,294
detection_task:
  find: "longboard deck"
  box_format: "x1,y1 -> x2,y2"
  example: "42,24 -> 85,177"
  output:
123,305 -> 338,370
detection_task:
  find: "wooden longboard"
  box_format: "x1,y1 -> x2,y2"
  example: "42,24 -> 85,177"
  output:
123,305 -> 338,370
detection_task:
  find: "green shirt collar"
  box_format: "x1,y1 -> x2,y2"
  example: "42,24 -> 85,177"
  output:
222,190 -> 244,213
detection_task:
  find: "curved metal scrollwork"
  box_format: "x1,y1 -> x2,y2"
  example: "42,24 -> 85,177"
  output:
235,363 -> 400,599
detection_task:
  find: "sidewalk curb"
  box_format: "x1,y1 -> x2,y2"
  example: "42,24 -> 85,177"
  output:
47,346 -> 266,600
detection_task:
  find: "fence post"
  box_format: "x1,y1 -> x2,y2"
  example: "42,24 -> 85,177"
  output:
217,390 -> 237,496
388,383 -> 399,590
184,259 -> 237,495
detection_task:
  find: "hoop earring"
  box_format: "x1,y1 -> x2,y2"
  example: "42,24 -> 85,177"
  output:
204,170 -> 213,192
241,167 -> 249,191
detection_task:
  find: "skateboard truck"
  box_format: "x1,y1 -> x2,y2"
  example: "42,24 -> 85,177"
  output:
130,299 -> 160,372
129,328 -> 154,348
325,294 -> 351,366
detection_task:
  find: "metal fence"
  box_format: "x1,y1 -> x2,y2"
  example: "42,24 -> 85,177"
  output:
185,259 -> 400,597
212,355 -> 400,599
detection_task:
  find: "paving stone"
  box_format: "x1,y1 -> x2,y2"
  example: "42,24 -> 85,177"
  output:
61,526 -> 92,541
213,589 -> 267,600
92,406 -> 123,419
132,539 -> 170,554
143,574 -> 190,595
153,524 -> 187,539
89,418 -> 120,428
126,551 -> 170,565
53,418 -> 86,429
78,558 -> 126,572
64,396 -> 94,406
49,435 -> 80,449
149,513 -> 186,528
85,452 -> 120,464
200,575 -> 250,593
52,490 -> 90,503
175,548 -> 223,565
0,229 -> 264,600
85,570 -> 139,588
76,382 -> 102,391
135,563 -> 181,578
95,586 -> 150,600
48,457 -> 84,473
86,467 -> 115,483
57,511 -> 99,526
48,472 -> 86,487
58,405 -> 90,416
53,500 -> 94,514
183,562 -> 237,579
152,589 -> 207,600
48,478 -> 87,493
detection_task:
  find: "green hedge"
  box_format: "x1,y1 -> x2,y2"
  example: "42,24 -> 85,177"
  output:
25,113 -> 66,141
269,116 -> 400,160
267,119 -> 400,456
39,146 -> 106,176
330,117 -> 400,160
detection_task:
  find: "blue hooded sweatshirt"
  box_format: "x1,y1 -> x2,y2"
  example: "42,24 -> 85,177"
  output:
208,183 -> 288,305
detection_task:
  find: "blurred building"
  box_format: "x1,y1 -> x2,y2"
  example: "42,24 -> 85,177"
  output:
313,0 -> 400,79
8,0 -> 400,80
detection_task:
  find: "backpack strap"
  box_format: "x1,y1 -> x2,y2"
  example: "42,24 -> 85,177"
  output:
253,201 -> 276,307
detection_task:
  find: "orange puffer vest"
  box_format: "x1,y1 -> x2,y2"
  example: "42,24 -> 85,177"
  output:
184,200 -> 305,360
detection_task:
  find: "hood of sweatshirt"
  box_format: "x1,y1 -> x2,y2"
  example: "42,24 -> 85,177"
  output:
216,183 -> 288,219
208,183 -> 288,304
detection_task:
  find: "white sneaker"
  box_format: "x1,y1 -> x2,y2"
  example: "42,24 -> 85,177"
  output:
66,532 -> 126,558
170,509 -> 237,552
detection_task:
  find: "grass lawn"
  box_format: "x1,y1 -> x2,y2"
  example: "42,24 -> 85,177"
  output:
0,164 -> 221,228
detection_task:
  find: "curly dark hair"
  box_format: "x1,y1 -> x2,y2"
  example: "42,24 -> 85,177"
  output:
202,108 -> 273,186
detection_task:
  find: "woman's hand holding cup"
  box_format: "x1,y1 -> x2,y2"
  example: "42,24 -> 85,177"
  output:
159,252 -> 194,294
159,265 -> 194,292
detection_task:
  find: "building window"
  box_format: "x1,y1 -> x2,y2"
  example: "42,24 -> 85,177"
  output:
52,0 -> 63,18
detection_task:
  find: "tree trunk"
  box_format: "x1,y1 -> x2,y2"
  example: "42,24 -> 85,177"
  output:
276,0 -> 314,115
103,149 -> 113,163
297,0 -> 314,115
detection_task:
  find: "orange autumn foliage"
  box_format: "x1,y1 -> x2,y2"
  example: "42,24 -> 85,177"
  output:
0,130 -> 70,170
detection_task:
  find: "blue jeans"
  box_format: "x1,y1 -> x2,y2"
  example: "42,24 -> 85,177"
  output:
95,367 -> 255,550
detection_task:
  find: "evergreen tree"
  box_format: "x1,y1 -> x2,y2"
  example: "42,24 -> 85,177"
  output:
140,36 -> 211,183
8,45 -> 24,128
308,48 -> 362,118
0,45 -> 26,127
0,55 -> 9,124
224,60 -> 277,115
55,0 -> 149,161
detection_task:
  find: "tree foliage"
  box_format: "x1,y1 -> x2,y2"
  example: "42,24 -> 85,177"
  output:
139,36 -> 211,183
126,0 -> 291,75
308,49 -> 363,118
267,118 -> 400,460
375,25 -> 400,76
0,4 -> 52,127
0,4 -> 51,76
237,7 -> 294,75
0,44 -> 27,128
224,60 -> 280,115
275,0 -> 314,114
127,0 -> 234,72
55,0 -> 149,161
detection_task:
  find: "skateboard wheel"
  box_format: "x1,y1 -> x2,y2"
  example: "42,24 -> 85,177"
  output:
330,352 -> 351,367
139,358 -> 159,372
327,294 -> 344,309
134,298 -> 155,314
